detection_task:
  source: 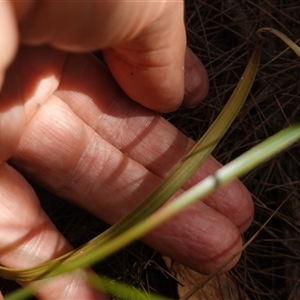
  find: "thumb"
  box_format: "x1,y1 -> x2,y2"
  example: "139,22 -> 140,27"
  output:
103,1 -> 208,112
12,1 -> 208,112
103,1 -> 187,112
103,2 -> 208,112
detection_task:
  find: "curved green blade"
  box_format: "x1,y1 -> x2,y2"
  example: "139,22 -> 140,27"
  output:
257,27 -> 300,58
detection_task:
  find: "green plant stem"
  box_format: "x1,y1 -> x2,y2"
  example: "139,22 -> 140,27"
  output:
87,274 -> 170,300
22,122 -> 300,278
54,123 -> 300,272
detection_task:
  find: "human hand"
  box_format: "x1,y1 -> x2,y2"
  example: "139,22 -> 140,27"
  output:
0,2 -> 253,299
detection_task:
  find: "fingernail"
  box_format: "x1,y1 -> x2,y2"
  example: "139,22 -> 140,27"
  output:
182,47 -> 209,107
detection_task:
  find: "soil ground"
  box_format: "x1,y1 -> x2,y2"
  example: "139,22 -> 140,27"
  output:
1,1 -> 300,299
171,1 -> 300,299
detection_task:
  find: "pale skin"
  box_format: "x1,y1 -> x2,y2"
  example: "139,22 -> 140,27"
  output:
0,1 -> 254,299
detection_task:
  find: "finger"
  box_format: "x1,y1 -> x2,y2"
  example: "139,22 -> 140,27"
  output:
102,2 -> 209,111
183,47 -> 209,108
0,163 -> 106,299
55,51 -> 253,233
16,1 -> 170,49
11,90 -> 242,274
102,1 -> 188,112
7,47 -> 253,273
0,1 -> 19,90
0,45 -> 106,299
103,43 -> 209,112
0,45 -> 65,165
14,1 -> 207,111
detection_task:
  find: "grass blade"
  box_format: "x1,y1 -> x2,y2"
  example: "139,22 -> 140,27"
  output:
257,27 -> 300,57
60,122 -> 300,270
87,274 -> 171,300
15,122 -> 299,281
